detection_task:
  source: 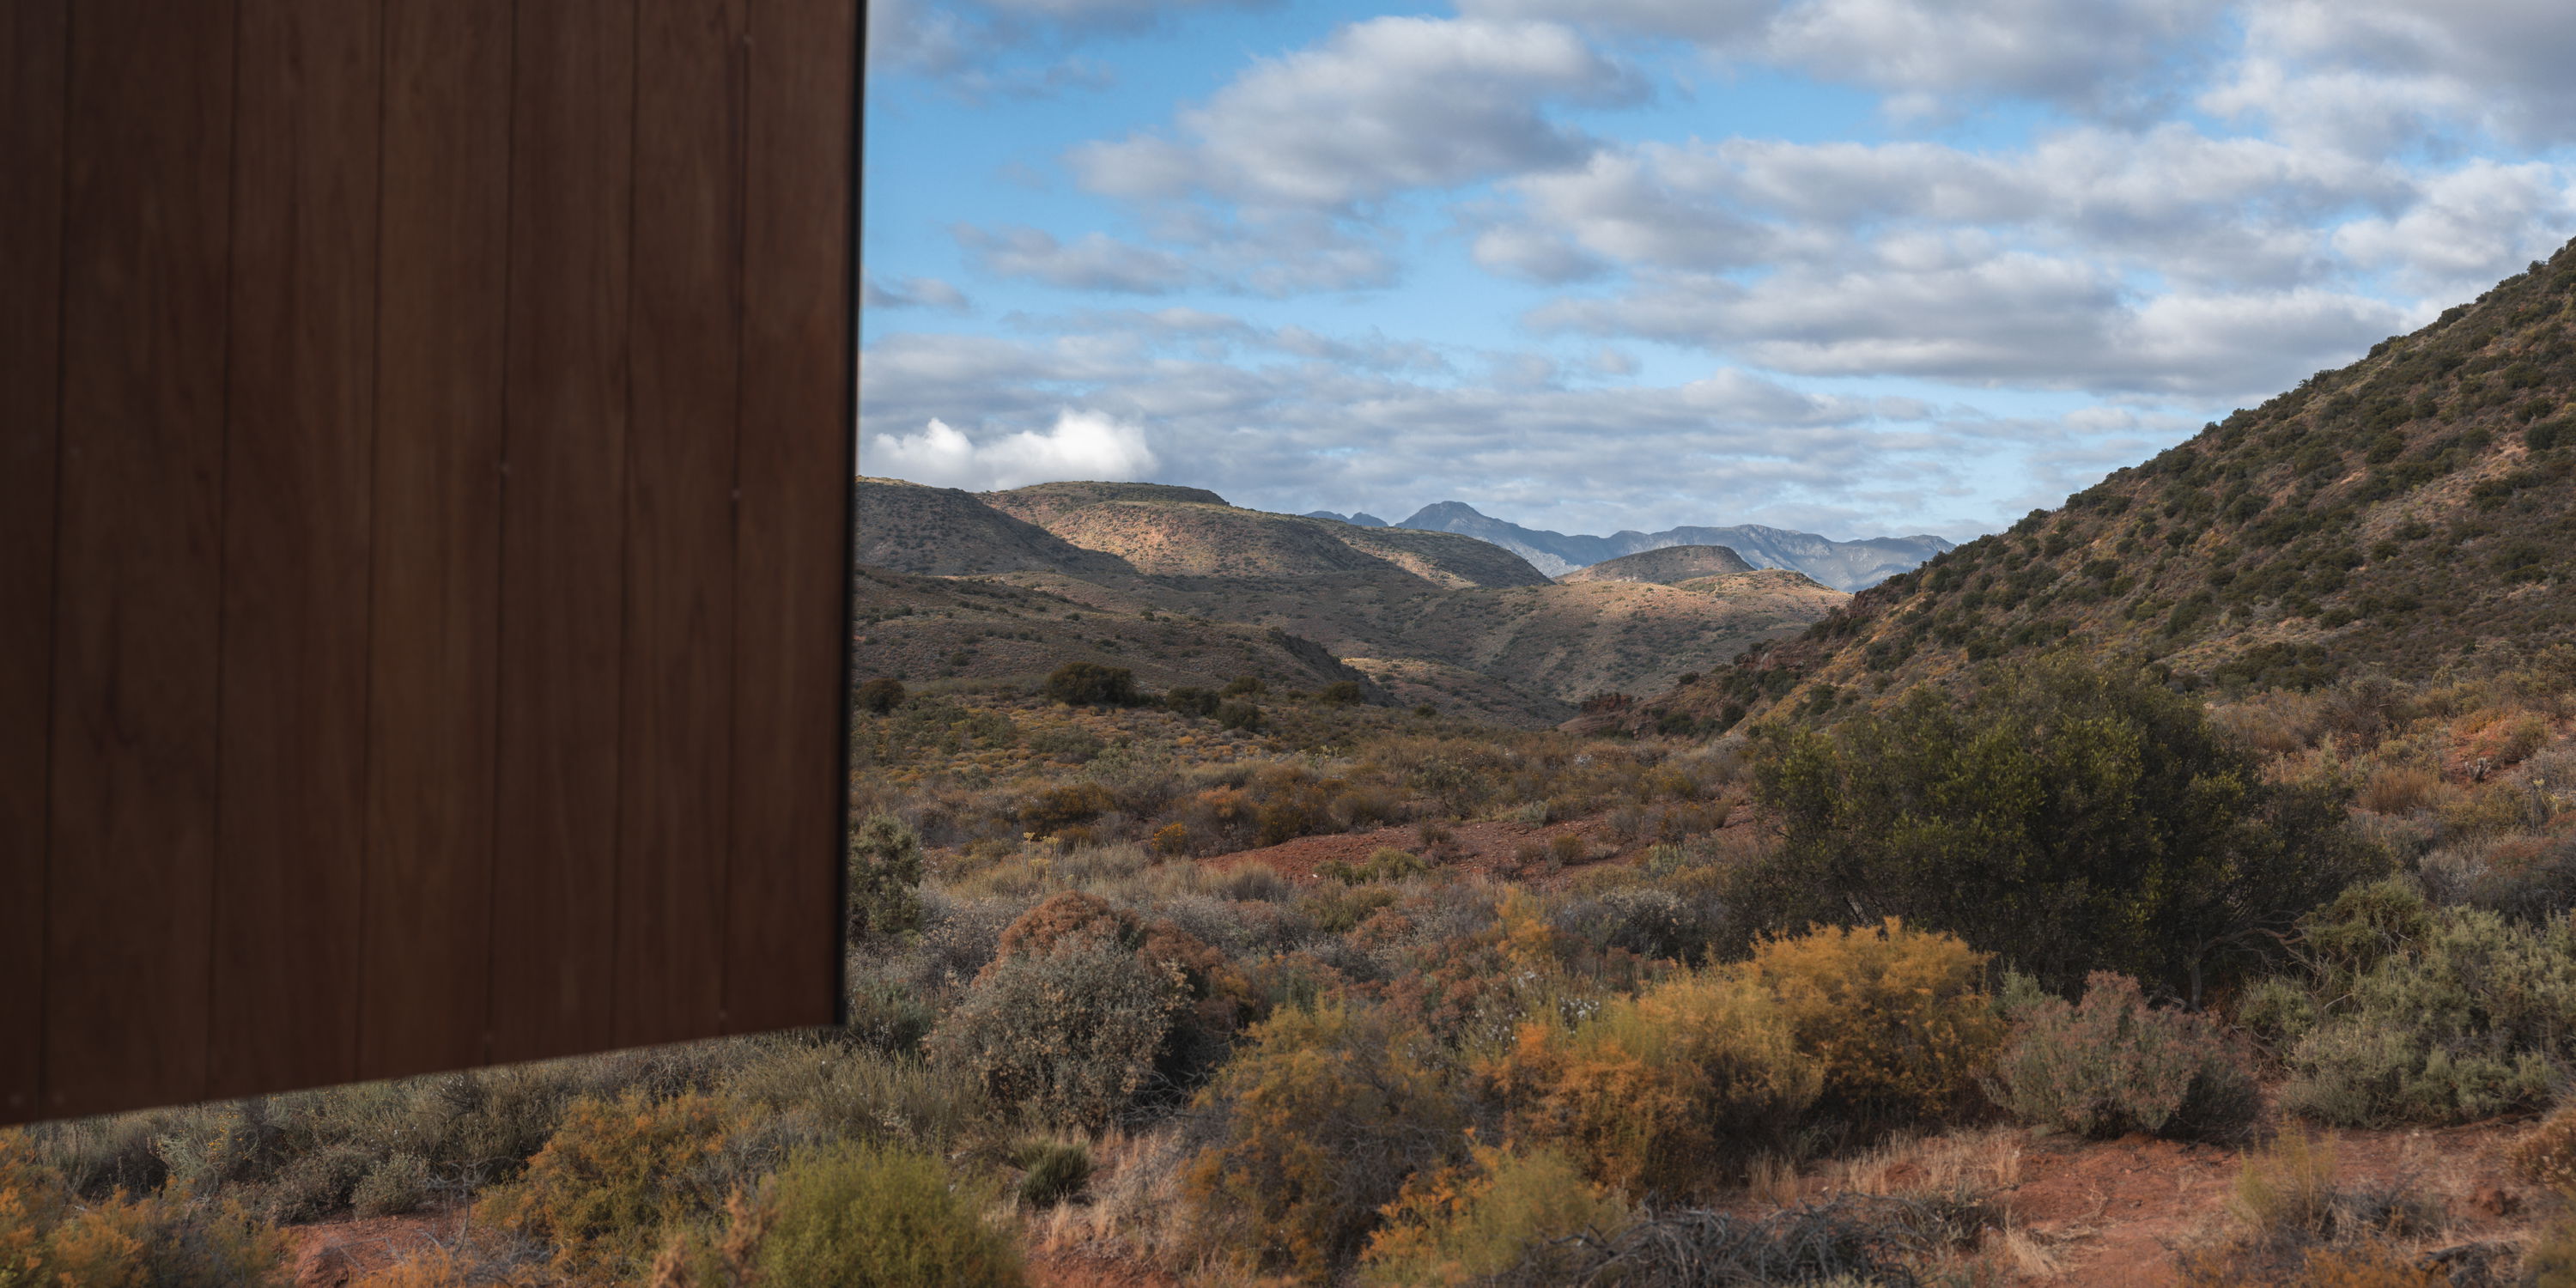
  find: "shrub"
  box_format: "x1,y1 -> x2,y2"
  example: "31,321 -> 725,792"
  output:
2512,1108 -> 2576,1193
477,1091 -> 734,1278
1182,1002 -> 1468,1278
351,1151 -> 431,1218
1545,1195 -> 1986,1287
2280,905 -> 2576,1126
1018,782 -> 1115,839
2358,765 -> 2442,815
1988,972 -> 2258,1141
847,815 -> 927,942
927,938 -> 1182,1131
1747,653 -> 2373,1002
1014,1141 -> 1091,1209
1488,969 -> 1820,1197
1359,1144 -> 1631,1287
1164,686 -> 1219,718
855,677 -> 907,714
1044,662 -> 1137,708
0,1133 -> 289,1287
1216,700 -> 1264,732
1741,919 -> 2005,1127
1319,680 -> 1365,706
754,1143 -> 1023,1287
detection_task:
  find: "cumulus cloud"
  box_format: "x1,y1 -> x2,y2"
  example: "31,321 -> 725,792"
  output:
866,409 -> 1162,492
1460,0 -> 2221,118
870,0 -> 1261,85
862,276 -> 971,311
954,225 -> 1200,294
2208,0 -> 2576,155
1070,16 -> 1639,210
859,318 -> 2076,538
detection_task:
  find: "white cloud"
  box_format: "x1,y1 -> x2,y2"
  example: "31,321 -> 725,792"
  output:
862,276 -> 971,311
1070,16 -> 1638,210
2208,0 -> 2576,155
1460,0 -> 2221,118
866,409 -> 1163,491
953,225 -> 1200,294
859,317 -> 2083,538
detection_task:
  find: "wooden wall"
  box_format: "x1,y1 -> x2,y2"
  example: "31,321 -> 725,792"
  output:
0,0 -> 856,1126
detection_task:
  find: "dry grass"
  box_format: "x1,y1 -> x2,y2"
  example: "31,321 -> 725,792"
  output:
2359,764 -> 2446,815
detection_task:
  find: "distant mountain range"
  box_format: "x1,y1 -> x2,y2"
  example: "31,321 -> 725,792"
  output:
1309,501 -> 1953,591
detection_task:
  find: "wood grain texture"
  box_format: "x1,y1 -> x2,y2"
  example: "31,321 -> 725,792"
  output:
45,0 -> 237,1118
355,0 -> 514,1083
617,0 -> 746,1048
0,0 -> 68,1126
208,0 -> 383,1101
726,0 -> 854,1035
489,0 -> 636,1064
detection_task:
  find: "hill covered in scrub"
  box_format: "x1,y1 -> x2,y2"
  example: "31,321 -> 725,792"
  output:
1667,240 -> 2576,731
1558,544 -> 1756,585
854,480 -> 1848,720
983,482 -> 1552,588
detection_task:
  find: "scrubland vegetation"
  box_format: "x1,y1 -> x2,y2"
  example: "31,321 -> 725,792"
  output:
11,647 -> 2576,1285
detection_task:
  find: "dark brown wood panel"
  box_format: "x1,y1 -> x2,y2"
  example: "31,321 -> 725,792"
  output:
726,0 -> 854,1035
207,0 -> 384,1102
355,0 -> 516,1084
43,0 -> 238,1119
489,0 -> 637,1064
617,0 -> 748,1048
0,0 -> 68,1122
9,1 -> 851,1124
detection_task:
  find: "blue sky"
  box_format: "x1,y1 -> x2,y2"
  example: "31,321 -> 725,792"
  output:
859,0 -> 2576,542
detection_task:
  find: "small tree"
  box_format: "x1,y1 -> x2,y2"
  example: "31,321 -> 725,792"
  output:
1746,653 -> 2372,1002
847,813 -> 923,938
1044,661 -> 1138,707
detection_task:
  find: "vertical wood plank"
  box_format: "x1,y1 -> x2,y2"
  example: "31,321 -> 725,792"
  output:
728,0 -> 854,1034
0,0 -> 68,1126
207,0 -> 383,1102
45,0 -> 237,1118
357,0 -> 514,1083
490,0 -> 635,1064
617,0 -> 745,1048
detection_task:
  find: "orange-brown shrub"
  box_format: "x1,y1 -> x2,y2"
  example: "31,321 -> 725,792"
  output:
2358,764 -> 2443,815
1739,919 -> 2003,1126
0,1132 -> 291,1286
1358,1143 -> 1629,1286
1485,969 -> 1820,1198
477,1091 -> 733,1278
2512,1108 -> 2576,1192
1151,822 -> 1193,856
1182,1003 -> 1467,1278
1019,782 -> 1115,838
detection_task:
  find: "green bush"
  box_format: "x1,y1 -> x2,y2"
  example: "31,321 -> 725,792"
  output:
855,677 -> 908,714
1044,661 -> 1138,707
1216,699 -> 1264,732
1182,1002 -> 1468,1278
2280,905 -> 2576,1127
1013,1141 -> 1091,1208
1988,972 -> 2258,1141
753,1143 -> 1023,1287
1746,653 -> 2373,1000
1319,680 -> 1365,706
1164,685 -> 1220,718
848,813 -> 925,938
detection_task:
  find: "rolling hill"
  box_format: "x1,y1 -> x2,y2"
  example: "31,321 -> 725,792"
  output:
852,481 -> 1852,723
1661,239 -> 2576,730
1558,544 -> 1755,585
1392,501 -> 1953,589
